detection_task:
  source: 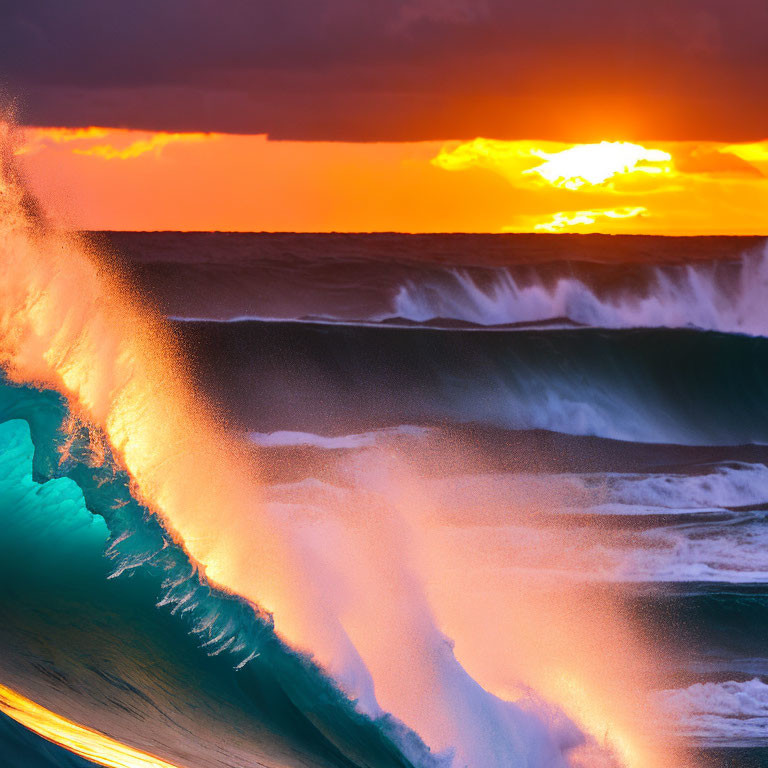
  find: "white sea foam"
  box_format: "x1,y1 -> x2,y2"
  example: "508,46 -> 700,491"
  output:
426,463 -> 768,518
654,679 -> 768,746
577,463 -> 768,511
248,425 -> 430,449
614,517 -> 768,583
419,462 -> 768,584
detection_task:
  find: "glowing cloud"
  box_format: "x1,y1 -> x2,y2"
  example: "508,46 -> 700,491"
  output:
433,139 -> 673,190
720,140 -> 768,166
14,127 -> 215,161
529,206 -> 648,233
73,132 -> 215,160
431,137 -> 533,173
13,127 -> 112,156
0,683 -> 180,768
29,127 -> 112,144
525,142 -> 672,190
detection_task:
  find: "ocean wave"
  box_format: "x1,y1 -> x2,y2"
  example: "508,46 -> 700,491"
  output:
414,462 -> 768,585
413,511 -> 768,586
426,463 -> 768,518
578,463 -> 768,512
177,320 -> 768,446
0,382 -> 447,768
387,246 -> 768,334
111,231 -> 768,336
616,513 -> 768,584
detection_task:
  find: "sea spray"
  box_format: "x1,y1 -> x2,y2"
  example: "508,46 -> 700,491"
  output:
0,122 -> 690,768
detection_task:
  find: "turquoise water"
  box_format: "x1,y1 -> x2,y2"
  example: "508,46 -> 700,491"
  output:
0,379 -> 439,768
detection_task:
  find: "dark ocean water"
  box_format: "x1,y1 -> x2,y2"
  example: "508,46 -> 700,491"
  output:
3,232 -> 768,768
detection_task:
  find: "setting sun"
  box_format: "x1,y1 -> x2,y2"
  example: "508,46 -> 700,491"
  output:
525,141 -> 672,190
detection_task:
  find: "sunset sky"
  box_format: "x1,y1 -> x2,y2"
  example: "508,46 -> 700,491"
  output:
5,0 -> 768,233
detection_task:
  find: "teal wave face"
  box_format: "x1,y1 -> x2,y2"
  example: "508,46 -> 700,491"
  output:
0,377 -> 441,768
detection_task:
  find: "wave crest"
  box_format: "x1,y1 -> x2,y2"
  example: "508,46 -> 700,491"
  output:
389,246 -> 768,334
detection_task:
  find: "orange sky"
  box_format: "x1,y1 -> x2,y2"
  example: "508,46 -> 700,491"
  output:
15,126 -> 768,234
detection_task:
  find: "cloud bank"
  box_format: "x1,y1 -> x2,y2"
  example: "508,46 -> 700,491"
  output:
2,0 -> 768,140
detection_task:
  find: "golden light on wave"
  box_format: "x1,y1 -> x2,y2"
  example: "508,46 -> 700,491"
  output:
0,683 -> 180,768
525,141 -> 672,190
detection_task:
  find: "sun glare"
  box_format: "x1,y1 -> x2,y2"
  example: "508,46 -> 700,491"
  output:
525,141 -> 673,190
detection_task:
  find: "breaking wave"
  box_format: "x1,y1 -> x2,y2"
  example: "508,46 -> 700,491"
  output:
1,124 -> 684,768
388,247 -> 768,333
113,231 -> 768,335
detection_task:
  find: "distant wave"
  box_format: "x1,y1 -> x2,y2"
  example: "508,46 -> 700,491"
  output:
427,462 -> 768,518
618,516 -> 768,584
424,463 -> 768,585
579,462 -> 768,512
386,246 -> 768,334
655,679 -> 768,747
120,234 -> 768,336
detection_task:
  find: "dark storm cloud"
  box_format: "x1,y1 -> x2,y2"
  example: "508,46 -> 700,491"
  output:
1,0 -> 767,140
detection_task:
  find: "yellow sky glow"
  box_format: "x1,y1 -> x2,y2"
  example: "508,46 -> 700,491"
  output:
73,132 -> 214,160
14,126 -> 768,234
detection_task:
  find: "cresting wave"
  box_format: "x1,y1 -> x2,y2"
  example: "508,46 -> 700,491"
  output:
386,249 -> 768,334
0,126 -> 688,766
0,382 -> 437,768
115,231 -> 768,335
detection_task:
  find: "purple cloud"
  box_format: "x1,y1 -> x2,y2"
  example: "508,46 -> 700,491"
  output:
2,0 -> 767,140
